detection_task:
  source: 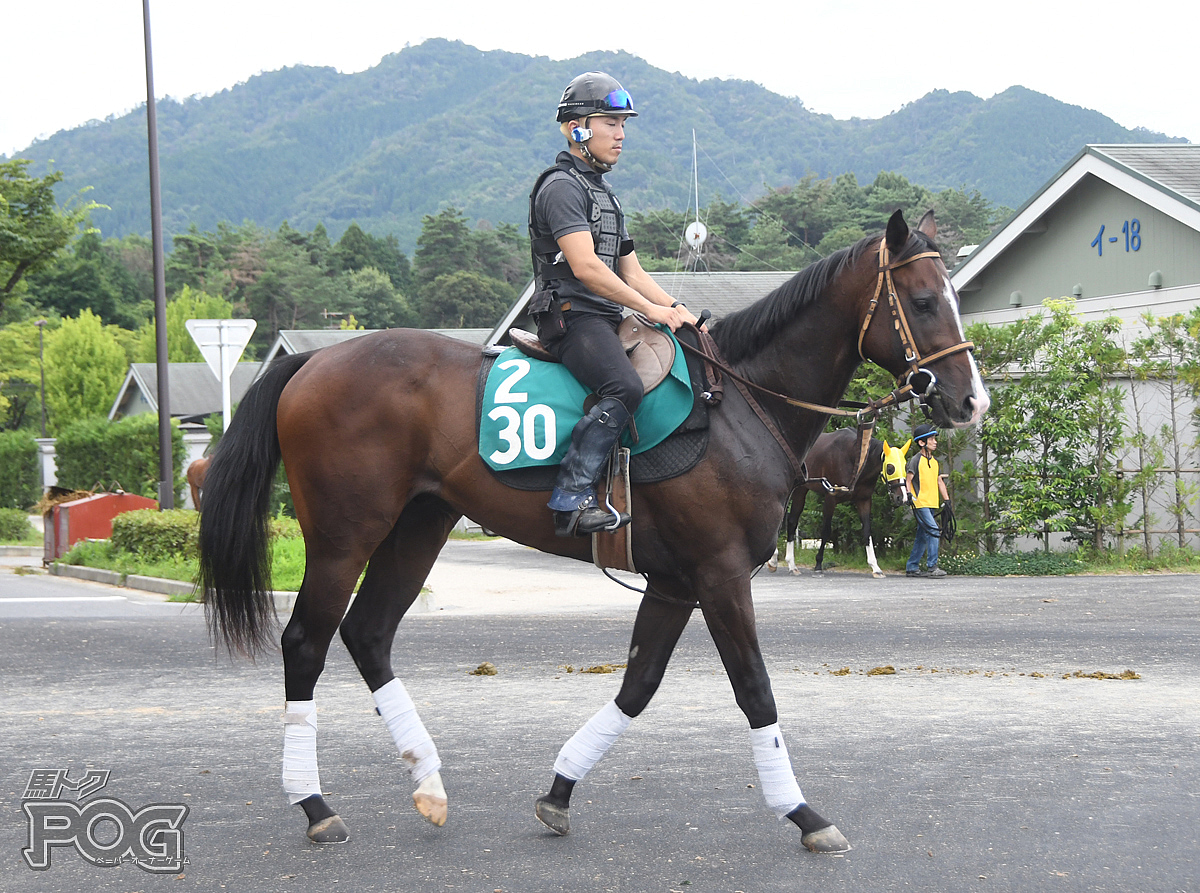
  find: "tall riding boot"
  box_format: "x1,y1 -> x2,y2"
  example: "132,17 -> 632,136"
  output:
548,396 -> 632,537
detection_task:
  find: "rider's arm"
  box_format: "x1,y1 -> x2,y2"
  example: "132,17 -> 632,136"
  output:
556,231 -> 691,330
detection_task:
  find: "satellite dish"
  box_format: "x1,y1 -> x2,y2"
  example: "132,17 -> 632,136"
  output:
685,221 -> 708,250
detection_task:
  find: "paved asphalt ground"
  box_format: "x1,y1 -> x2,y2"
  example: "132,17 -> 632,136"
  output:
1,540 -> 1196,893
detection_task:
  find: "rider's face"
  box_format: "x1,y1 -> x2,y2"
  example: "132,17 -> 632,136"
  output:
575,114 -> 628,166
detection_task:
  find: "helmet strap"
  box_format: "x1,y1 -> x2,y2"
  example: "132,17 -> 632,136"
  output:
579,142 -> 613,173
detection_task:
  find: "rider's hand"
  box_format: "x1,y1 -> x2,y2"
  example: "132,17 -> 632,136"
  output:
642,303 -> 686,331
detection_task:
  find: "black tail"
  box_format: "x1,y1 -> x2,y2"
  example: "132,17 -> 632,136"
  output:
199,351 -> 314,656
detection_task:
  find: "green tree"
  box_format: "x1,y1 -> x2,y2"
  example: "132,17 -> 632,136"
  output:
735,216 -> 806,271
130,285 -> 235,363
0,318 -> 50,430
345,267 -> 415,329
43,310 -> 129,432
423,270 -> 514,328
331,222 -> 412,292
26,231 -> 151,328
1,160 -> 96,308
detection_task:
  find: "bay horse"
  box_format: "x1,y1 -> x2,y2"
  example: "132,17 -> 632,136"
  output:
198,210 -> 989,854
767,432 -> 911,576
186,457 -> 211,511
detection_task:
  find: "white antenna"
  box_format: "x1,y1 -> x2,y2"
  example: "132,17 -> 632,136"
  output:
684,129 -> 708,271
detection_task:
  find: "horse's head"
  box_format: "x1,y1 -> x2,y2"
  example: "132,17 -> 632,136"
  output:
881,438 -> 911,506
858,210 -> 990,429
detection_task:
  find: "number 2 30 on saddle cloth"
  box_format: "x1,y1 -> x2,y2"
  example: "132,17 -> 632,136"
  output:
479,318 -> 694,472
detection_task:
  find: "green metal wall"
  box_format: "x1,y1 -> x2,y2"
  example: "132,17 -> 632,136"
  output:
961,174 -> 1200,313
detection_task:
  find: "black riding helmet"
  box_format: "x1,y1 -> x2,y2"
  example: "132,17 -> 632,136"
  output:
913,422 -> 939,445
556,72 -> 638,122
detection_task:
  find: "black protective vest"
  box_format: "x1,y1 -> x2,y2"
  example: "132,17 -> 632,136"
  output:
528,158 -> 625,289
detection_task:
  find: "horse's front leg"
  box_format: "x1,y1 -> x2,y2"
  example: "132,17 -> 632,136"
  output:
699,570 -> 850,853
535,581 -> 694,835
858,497 -> 884,577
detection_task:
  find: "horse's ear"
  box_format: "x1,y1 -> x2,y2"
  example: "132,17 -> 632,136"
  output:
885,209 -> 909,253
917,209 -> 937,240
883,439 -> 891,452
901,438 -> 912,456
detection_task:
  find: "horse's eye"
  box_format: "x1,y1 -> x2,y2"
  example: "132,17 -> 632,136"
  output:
886,463 -> 895,475
911,296 -> 934,313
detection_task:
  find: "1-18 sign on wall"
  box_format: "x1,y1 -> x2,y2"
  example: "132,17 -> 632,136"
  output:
1090,219 -> 1141,256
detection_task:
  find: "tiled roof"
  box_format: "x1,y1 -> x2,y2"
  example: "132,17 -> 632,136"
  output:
1091,145 -> 1200,206
111,363 -> 260,419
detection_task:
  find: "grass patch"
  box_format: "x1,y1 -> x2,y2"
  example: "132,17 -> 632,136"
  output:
59,533 -> 309,594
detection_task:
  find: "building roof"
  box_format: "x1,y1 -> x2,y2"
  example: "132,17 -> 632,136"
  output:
487,270 -> 798,345
952,144 -> 1200,291
261,328 -> 492,366
109,363 -> 260,422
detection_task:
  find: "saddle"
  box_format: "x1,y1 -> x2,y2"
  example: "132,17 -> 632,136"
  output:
507,314 -> 676,395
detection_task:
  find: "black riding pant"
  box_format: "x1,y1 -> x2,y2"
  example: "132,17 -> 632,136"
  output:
540,310 -> 644,414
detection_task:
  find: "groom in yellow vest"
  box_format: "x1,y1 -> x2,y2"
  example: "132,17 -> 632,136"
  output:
905,423 -> 950,578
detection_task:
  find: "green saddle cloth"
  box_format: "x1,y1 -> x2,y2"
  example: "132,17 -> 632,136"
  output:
480,330 -> 693,471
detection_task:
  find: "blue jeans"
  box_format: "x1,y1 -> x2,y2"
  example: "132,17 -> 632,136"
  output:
907,507 -> 941,572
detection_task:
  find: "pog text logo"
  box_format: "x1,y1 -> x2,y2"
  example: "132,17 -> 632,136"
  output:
21,768 -> 189,873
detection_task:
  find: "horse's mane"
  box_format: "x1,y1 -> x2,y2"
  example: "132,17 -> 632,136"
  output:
710,229 -> 940,363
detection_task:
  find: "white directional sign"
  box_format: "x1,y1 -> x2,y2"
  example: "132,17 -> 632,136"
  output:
185,319 -> 257,433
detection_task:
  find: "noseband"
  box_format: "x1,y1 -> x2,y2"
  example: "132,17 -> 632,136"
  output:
857,238 -> 975,403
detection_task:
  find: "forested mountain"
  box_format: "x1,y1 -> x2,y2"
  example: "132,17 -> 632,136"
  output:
7,39 -> 1182,253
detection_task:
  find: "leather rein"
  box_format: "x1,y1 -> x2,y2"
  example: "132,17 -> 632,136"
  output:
676,236 -> 975,481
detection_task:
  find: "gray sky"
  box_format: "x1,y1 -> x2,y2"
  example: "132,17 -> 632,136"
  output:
3,0 -> 1193,159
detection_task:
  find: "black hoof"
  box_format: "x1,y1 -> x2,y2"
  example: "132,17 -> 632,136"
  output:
306,814 -> 351,844
535,797 -> 570,835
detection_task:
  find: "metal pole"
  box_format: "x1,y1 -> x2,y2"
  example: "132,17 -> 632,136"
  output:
143,0 -> 173,509
35,319 -> 47,437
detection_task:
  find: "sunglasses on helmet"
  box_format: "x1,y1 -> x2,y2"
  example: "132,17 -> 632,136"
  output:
603,89 -> 633,111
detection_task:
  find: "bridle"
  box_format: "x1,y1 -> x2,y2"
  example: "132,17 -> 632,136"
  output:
857,238 -> 975,405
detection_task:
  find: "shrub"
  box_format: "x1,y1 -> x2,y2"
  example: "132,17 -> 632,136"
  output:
0,507 -> 36,541
110,509 -> 198,561
0,430 -> 39,509
939,550 -> 1083,576
54,414 -> 186,500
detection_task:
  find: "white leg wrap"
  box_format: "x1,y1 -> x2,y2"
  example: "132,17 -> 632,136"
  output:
553,700 -> 632,781
785,538 -> 796,572
750,723 -> 805,819
866,537 -> 882,575
373,678 -> 442,783
282,700 -> 322,805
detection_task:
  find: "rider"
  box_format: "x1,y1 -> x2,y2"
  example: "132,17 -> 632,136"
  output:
529,71 -> 702,537
905,422 -> 950,577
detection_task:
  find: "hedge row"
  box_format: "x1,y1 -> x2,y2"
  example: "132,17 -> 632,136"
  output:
110,509 -> 198,561
55,414 -> 186,501
0,431 -> 39,510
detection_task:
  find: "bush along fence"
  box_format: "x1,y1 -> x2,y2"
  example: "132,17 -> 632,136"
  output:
0,430 -> 39,509
802,300 -> 1200,561
53,413 -> 186,502
939,301 -> 1200,556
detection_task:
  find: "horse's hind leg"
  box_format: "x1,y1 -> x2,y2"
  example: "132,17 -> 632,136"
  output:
281,549 -> 369,843
536,582 -> 694,835
338,496 -> 459,828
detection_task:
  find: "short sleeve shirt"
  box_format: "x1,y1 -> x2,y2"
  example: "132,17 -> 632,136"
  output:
532,151 -> 630,317
907,453 -> 941,509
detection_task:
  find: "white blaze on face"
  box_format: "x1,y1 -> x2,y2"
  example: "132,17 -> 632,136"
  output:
942,274 -> 990,423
